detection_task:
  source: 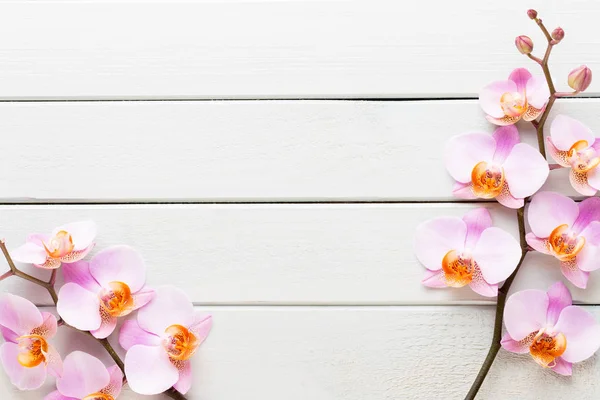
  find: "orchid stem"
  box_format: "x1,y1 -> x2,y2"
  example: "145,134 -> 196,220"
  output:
465,208 -> 528,400
0,240 -> 186,400
466,14 -> 560,397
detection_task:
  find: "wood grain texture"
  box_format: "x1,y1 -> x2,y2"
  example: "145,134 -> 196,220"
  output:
2,203 -> 599,306
0,0 -> 598,99
2,306 -> 600,400
2,99 -> 595,201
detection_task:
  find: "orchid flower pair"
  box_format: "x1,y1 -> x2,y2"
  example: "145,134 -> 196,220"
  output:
0,221 -> 213,396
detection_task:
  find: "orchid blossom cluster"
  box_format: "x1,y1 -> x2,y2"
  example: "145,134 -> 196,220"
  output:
415,9 -> 600,397
0,221 -> 212,399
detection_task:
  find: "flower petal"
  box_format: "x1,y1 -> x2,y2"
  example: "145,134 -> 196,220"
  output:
444,133 -> 496,183
53,221 -> 97,251
576,243 -> 600,272
0,342 -> 47,390
586,166 -> 600,191
103,365 -> 124,398
503,143 -> 549,198
500,332 -> 533,354
468,269 -> 498,297
57,351 -> 110,398
522,104 -> 544,122
560,260 -> 589,289
570,169 -> 597,196
132,287 -> 155,311
125,345 -> 179,395
525,75 -> 550,108
57,283 -> 101,331
462,208 -> 492,250
452,182 -> 477,199
90,245 -> 147,293
62,260 -> 101,293
486,114 -> 521,126
479,79 -> 517,118
0,293 -> 43,336
43,391 -> 76,400
421,269 -> 447,288
137,286 -> 195,336
472,227 -> 522,284
546,137 -> 571,167
546,281 -> 572,327
554,306 -> 600,363
496,186 -> 524,209
527,191 -> 579,238
414,217 -> 467,271
60,244 -> 94,264
10,242 -> 47,265
492,125 -> 520,164
573,198 -> 600,234
550,115 -> 595,151
119,320 -> 161,351
0,326 -> 18,343
189,313 -> 213,344
508,68 -> 532,93
525,233 -> 551,254
45,344 -> 63,378
38,312 -> 58,339
504,289 -> 548,341
173,360 -> 192,394
550,357 -> 572,376
90,316 -> 117,339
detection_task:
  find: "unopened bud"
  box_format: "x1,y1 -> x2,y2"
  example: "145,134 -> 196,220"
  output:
568,65 -> 592,92
515,35 -> 533,54
551,27 -> 565,42
527,9 -> 538,19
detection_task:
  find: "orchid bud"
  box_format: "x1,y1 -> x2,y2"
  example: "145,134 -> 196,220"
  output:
527,9 -> 538,19
551,27 -> 564,42
515,35 -> 533,54
568,65 -> 592,92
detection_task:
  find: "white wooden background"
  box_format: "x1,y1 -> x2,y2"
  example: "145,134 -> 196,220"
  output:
1,0 -> 599,399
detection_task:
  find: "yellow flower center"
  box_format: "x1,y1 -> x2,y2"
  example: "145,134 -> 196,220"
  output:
16,334 -> 48,368
567,140 -> 600,173
441,250 -> 474,287
43,230 -> 74,258
163,324 -> 199,361
529,331 -> 567,368
548,224 -> 585,261
500,91 -> 528,117
471,162 -> 505,199
99,281 -> 134,318
82,394 -> 114,400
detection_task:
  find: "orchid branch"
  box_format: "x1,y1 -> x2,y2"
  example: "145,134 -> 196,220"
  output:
465,10 -> 567,399
0,240 -> 186,400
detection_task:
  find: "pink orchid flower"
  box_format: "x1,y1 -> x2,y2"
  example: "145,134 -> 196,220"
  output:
56,245 -> 155,339
0,293 -> 62,390
414,208 -> 522,297
546,115 -> 600,195
480,68 -> 549,125
44,351 -> 122,400
502,281 -> 600,375
526,191 -> 600,289
119,286 -> 212,395
445,125 -> 549,208
11,221 -> 96,269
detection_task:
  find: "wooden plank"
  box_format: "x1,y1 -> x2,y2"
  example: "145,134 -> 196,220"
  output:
2,306 -> 600,399
1,99 -> 592,201
0,1 -> 598,99
2,203 -> 599,306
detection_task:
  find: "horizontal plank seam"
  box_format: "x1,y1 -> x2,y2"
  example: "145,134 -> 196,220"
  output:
0,199 -> 521,205
0,96 -> 599,103
29,303 -> 600,308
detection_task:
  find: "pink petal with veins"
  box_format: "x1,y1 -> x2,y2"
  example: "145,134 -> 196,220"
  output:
444,133 -> 496,183
414,217 -> 467,272
527,192 -> 579,238
479,80 -> 518,118
550,115 -> 595,151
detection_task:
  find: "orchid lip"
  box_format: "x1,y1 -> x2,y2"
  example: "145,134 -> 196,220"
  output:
529,330 -> 567,368
16,334 -> 48,368
163,324 -> 199,361
548,224 -> 585,261
567,140 -> 600,173
43,230 -> 74,258
441,249 -> 475,287
500,91 -> 527,117
99,281 -> 134,318
471,161 -> 505,199
82,393 -> 114,400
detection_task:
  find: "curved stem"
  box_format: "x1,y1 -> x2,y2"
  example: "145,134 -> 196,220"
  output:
0,240 -> 186,399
